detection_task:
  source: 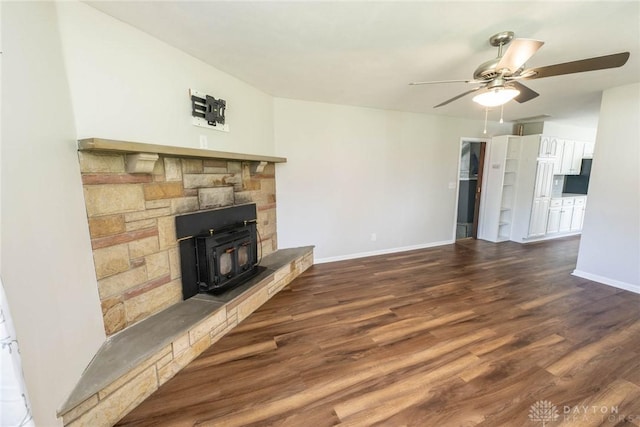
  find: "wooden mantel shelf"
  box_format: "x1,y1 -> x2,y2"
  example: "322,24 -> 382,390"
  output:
78,138 -> 287,164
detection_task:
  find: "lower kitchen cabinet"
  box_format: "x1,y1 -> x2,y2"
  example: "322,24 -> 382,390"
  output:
529,197 -> 550,237
546,199 -> 562,234
570,197 -> 586,231
545,196 -> 586,236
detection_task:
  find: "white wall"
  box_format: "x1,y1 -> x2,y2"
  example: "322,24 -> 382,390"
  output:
1,2 -> 279,425
274,98 -> 511,261
1,2 -> 106,425
56,1 -> 275,156
574,83 -> 640,292
543,121 -> 598,142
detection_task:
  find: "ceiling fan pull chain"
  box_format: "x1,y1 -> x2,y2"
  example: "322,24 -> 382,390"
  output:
500,105 -> 504,124
483,107 -> 488,134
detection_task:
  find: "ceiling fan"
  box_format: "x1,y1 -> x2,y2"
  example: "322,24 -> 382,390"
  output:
410,31 -> 630,108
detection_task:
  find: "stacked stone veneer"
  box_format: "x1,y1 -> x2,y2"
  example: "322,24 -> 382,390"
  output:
79,151 -> 278,336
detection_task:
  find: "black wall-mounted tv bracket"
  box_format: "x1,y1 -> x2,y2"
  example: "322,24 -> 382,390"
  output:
191,94 -> 226,127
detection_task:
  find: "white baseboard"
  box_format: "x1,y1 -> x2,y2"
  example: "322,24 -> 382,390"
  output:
314,240 -> 454,264
572,270 -> 640,294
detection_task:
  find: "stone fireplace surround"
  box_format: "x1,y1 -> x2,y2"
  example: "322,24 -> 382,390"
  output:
58,139 -> 313,426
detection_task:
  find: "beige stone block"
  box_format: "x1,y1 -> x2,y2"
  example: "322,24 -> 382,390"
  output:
145,251 -> 170,280
203,159 -> 227,168
163,158 -> 183,181
78,152 -> 125,173
172,332 -> 190,357
157,360 -> 181,386
156,353 -> 173,371
227,161 -> 242,173
168,247 -> 181,280
93,244 -> 130,280
61,394 -> 99,425
98,265 -> 147,299
234,190 -> 263,205
129,236 -> 159,260
158,334 -> 211,384
125,218 -> 157,232
158,216 -> 177,249
183,174 -> 231,189
143,182 -> 183,201
67,366 -> 158,427
237,288 -> 270,323
203,166 -> 229,174
170,196 -> 199,214
189,308 -> 226,345
182,159 -> 203,173
198,187 -> 234,209
84,184 -> 145,217
226,174 -> 243,191
125,207 -> 171,222
88,215 -> 126,239
274,263 -> 292,283
156,351 -> 173,370
211,319 -> 236,344
98,346 -> 170,399
124,279 -> 181,324
101,297 -> 125,335
260,178 -> 276,195
144,199 -> 171,209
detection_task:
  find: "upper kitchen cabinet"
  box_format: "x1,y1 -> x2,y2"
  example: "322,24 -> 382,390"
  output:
538,136 -> 560,158
582,141 -> 595,159
558,140 -> 585,175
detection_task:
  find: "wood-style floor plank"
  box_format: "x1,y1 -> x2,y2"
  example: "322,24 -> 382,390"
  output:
117,237 -> 640,427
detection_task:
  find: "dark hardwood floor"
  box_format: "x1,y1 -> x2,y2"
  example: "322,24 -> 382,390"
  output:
117,237 -> 640,427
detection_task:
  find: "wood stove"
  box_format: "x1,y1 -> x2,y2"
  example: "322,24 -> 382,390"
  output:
176,204 -> 261,299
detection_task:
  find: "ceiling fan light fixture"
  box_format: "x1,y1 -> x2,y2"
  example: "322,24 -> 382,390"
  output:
472,87 -> 520,107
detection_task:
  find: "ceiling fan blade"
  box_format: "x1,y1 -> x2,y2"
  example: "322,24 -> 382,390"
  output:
434,87 -> 482,108
410,79 -> 480,85
524,52 -> 630,79
497,38 -> 544,72
511,81 -> 539,103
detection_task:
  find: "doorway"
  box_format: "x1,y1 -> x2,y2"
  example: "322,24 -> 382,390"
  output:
456,140 -> 487,239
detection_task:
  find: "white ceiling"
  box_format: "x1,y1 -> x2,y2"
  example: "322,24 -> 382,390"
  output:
86,1 -> 640,128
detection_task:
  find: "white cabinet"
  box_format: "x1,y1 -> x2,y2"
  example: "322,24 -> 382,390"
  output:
583,141 -> 595,159
533,160 -> 555,199
538,136 -> 560,158
570,197 -> 587,231
546,199 -> 563,233
570,141 -> 585,174
558,199 -> 574,233
546,196 -> 586,235
509,134 -> 590,243
478,135 -> 521,242
529,197 -> 551,237
558,140 -> 585,175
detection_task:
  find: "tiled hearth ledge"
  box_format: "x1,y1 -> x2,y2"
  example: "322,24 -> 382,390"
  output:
59,246 -> 314,426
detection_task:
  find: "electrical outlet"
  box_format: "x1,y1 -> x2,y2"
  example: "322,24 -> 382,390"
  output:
371,233 -> 377,242
199,135 -> 208,149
